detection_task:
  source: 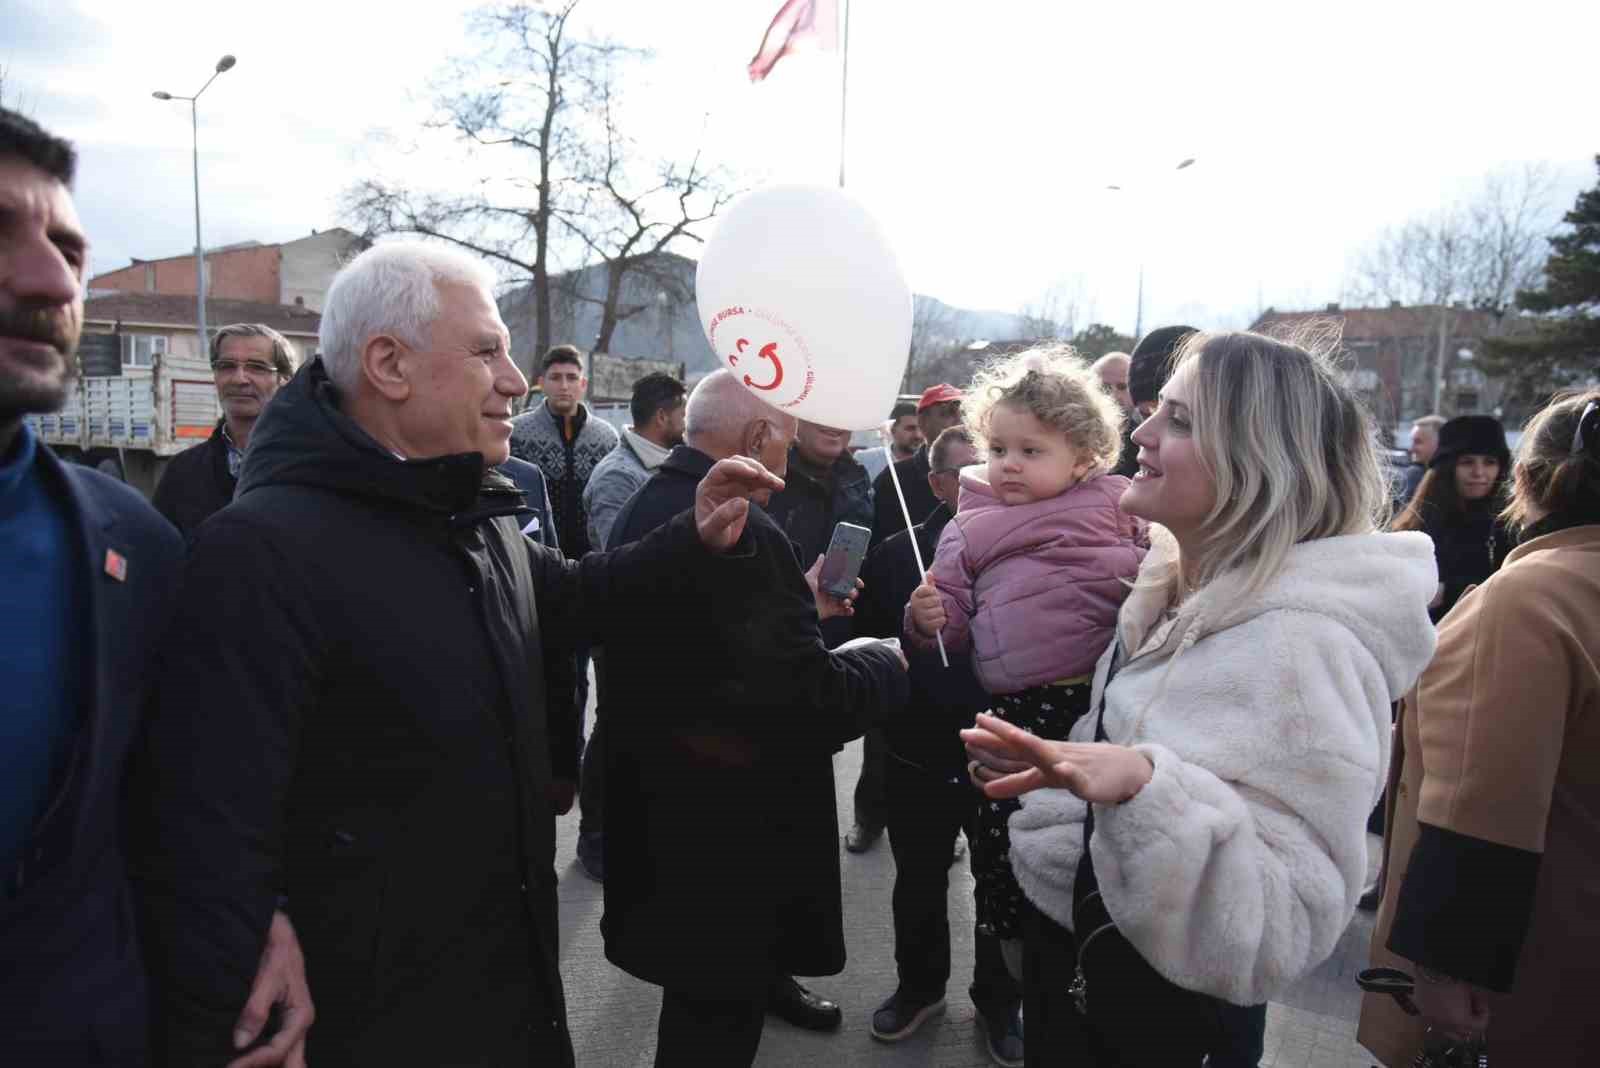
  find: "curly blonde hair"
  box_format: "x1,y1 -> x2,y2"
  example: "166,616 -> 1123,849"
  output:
962,343 -> 1125,474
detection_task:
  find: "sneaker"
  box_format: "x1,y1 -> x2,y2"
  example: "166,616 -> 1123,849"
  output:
576,831 -> 604,883
845,822 -> 884,853
976,1001 -> 1024,1067
870,988 -> 946,1041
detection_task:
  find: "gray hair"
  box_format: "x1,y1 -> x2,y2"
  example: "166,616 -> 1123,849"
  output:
318,240 -> 498,391
1090,351 -> 1131,375
1412,414 -> 1445,434
929,426 -> 975,473
210,322 -> 296,377
684,369 -> 793,451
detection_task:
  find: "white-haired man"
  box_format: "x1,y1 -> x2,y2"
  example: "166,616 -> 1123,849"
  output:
1091,351 -> 1133,416
600,370 -> 909,1066
135,242 -> 795,1067
1093,350 -> 1140,477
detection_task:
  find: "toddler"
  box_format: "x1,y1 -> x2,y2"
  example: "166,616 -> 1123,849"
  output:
907,345 -> 1147,953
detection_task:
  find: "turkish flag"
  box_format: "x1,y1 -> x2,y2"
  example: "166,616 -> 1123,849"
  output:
748,0 -> 839,82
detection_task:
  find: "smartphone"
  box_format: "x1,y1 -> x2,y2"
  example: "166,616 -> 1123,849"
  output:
818,521 -> 872,599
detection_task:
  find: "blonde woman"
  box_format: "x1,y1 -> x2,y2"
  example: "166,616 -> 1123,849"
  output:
962,331 -> 1439,1066
1359,390 -> 1600,1066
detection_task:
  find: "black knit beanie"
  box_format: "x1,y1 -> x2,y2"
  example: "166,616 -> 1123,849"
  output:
1429,414 -> 1511,473
1128,325 -> 1198,407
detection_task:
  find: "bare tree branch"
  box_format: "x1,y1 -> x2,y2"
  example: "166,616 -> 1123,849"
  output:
1349,166 -> 1556,414
343,0 -> 731,366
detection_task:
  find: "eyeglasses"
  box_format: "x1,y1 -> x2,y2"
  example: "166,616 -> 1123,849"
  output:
1574,400 -> 1598,455
214,359 -> 281,378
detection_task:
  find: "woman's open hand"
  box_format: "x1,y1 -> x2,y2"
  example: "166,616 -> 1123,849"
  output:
961,713 -> 1154,803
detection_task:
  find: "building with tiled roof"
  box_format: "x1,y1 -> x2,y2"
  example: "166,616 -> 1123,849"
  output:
1250,303 -> 1530,434
78,292 -> 320,375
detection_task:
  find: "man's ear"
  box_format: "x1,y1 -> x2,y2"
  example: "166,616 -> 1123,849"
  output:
361,335 -> 411,402
745,418 -> 769,458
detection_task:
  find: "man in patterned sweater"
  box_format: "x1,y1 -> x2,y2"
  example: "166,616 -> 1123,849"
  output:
510,345 -> 619,760
510,345 -> 619,561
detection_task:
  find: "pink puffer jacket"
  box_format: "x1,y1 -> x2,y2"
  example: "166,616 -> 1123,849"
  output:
907,470 -> 1148,694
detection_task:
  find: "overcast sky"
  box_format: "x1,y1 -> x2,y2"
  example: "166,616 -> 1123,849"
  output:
6,0 -> 1596,336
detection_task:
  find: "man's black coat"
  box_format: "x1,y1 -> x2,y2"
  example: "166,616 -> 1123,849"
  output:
132,361 -> 721,1067
870,445 -> 937,551
852,500 -> 990,782
599,444 -> 908,997
150,419 -> 235,538
1,444 -> 183,1065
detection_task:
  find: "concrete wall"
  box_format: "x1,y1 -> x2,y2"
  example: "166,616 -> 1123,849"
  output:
279,230 -> 363,311
499,256 -> 711,382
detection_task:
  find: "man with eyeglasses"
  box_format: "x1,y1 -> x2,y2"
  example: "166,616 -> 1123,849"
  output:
151,322 -> 294,536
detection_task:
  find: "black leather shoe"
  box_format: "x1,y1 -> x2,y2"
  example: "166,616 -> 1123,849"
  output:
1357,880 -> 1383,912
768,975 -> 843,1032
845,823 -> 883,853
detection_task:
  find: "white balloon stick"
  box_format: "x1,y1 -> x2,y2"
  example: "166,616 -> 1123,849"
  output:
884,446 -> 949,668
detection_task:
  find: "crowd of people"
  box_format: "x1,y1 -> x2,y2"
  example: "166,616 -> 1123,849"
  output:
3,105 -> 1598,1068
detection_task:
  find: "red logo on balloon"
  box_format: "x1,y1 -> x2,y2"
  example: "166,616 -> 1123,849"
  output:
729,337 -> 784,392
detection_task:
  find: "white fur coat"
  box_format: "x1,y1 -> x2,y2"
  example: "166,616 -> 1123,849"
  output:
1008,528 -> 1438,1006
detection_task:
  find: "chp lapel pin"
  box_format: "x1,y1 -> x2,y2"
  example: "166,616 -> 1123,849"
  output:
104,548 -> 128,582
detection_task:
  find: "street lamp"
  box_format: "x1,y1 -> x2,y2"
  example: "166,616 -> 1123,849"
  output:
1106,157 -> 1197,338
153,53 -> 237,359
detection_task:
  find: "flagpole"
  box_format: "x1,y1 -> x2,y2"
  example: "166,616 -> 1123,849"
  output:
837,0 -> 850,188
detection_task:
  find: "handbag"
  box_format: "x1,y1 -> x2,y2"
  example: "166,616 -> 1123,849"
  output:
1357,967 -> 1488,1067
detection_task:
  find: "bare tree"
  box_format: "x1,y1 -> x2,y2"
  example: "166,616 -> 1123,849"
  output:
344,3 -> 730,367
554,56 -> 733,353
343,2 -> 594,363
1351,165 -> 1555,413
902,295 -> 957,390
0,64 -> 26,113
1017,279 -> 1085,340
1466,164 -> 1557,309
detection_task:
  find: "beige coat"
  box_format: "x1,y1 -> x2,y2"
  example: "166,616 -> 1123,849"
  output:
1359,524 -> 1600,1066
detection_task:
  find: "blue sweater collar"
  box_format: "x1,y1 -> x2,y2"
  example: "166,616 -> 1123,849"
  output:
0,422 -> 39,505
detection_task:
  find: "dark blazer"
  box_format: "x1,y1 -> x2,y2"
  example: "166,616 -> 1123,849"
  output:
853,500 -> 990,781
497,455 -> 560,552
150,420 -> 235,538
600,444 -> 908,996
870,445 -> 937,551
0,445 -> 184,1066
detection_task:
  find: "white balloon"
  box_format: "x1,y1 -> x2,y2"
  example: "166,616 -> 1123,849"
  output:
695,184 -> 911,432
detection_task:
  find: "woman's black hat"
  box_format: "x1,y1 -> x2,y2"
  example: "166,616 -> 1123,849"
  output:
1430,414 -> 1511,473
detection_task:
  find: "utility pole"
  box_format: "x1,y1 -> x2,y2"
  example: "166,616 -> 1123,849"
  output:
153,53 -> 236,358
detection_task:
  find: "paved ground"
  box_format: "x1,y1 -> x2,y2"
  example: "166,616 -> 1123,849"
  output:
554,716 -> 1381,1067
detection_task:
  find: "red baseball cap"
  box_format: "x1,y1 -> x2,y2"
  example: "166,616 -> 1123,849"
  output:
917,383 -> 963,411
